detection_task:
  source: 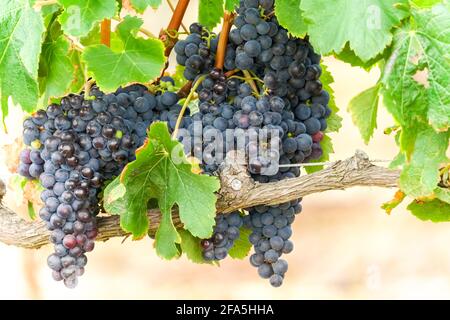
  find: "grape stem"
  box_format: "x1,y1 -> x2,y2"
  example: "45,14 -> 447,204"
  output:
214,11 -> 236,70
100,19 -> 111,47
242,70 -> 260,96
177,81 -> 193,99
155,0 -> 191,84
0,151 -> 402,249
160,0 -> 191,57
167,0 -> 189,34
66,35 -> 85,52
172,75 -> 206,139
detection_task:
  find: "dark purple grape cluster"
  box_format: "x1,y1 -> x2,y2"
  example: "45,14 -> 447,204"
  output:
230,0 -> 326,112
18,81 -> 184,288
201,212 -> 243,261
174,23 -> 220,81
181,0 -> 332,287
243,200 -> 301,287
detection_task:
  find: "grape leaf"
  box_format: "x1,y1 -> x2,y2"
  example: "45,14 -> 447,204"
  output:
179,230 -> 210,264
275,0 -> 308,38
381,190 -> 406,214
400,126 -> 449,197
225,0 -> 239,11
82,16 -> 165,92
68,50 -> 85,93
412,3 -> 450,131
347,83 -> 380,144
198,0 -> 224,30
39,35 -> 74,104
389,152 -> 406,169
434,187 -> 450,204
300,0 -> 408,60
131,0 -> 162,13
228,226 -> 252,259
103,178 -> 126,215
321,64 -> 342,133
0,0 -> 44,119
407,199 -> 450,222
27,200 -> 36,220
41,4 -> 61,28
335,44 -> 389,71
305,134 -> 333,174
382,4 -> 450,132
411,0 -> 443,8
171,65 -> 189,90
58,0 -> 117,37
104,122 -> 220,259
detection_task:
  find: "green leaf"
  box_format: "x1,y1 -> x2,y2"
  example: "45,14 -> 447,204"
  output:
41,4 -> 61,28
228,226 -> 252,259
335,44 -> 389,70
382,4 -> 450,132
104,122 -> 220,259
434,187 -> 450,204
170,65 -> 189,92
0,0 -> 44,119
407,199 -> 450,222
27,200 -> 36,220
225,0 -> 239,11
58,0 -> 117,37
321,64 -> 342,132
10,174 -> 28,191
305,134 -> 334,174
381,190 -> 406,214
179,230 -> 209,264
412,3 -> 450,131
82,16 -> 165,91
39,36 -> 74,103
275,0 -> 308,38
103,179 -> 126,215
400,127 -> 449,197
347,83 -> 380,144
131,0 -> 162,13
68,50 -> 85,93
411,0 -> 443,8
199,0 -> 224,30
300,0 -> 409,60
389,152 -> 406,169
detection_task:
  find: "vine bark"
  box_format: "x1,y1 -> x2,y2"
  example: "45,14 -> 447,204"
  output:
0,151 -> 400,249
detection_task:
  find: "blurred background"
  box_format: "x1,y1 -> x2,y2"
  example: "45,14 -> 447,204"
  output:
1,1 -> 450,300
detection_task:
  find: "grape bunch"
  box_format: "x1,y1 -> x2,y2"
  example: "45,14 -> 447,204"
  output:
244,200 -> 301,287
18,81 -> 185,288
230,0 -> 324,111
201,212 -> 243,261
179,0 -> 332,287
174,23 -> 220,81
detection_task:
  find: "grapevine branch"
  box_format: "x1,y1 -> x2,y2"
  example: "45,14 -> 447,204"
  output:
0,151 -> 400,249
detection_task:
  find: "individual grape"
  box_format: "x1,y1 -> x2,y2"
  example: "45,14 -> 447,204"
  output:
28,163 -> 43,178
243,40 -> 261,57
269,274 -> 283,287
250,253 -> 265,267
257,263 -> 273,279
240,24 -> 258,41
278,226 -> 292,240
47,254 -> 62,271
269,236 -> 284,251
235,53 -> 253,70
304,117 -> 321,135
